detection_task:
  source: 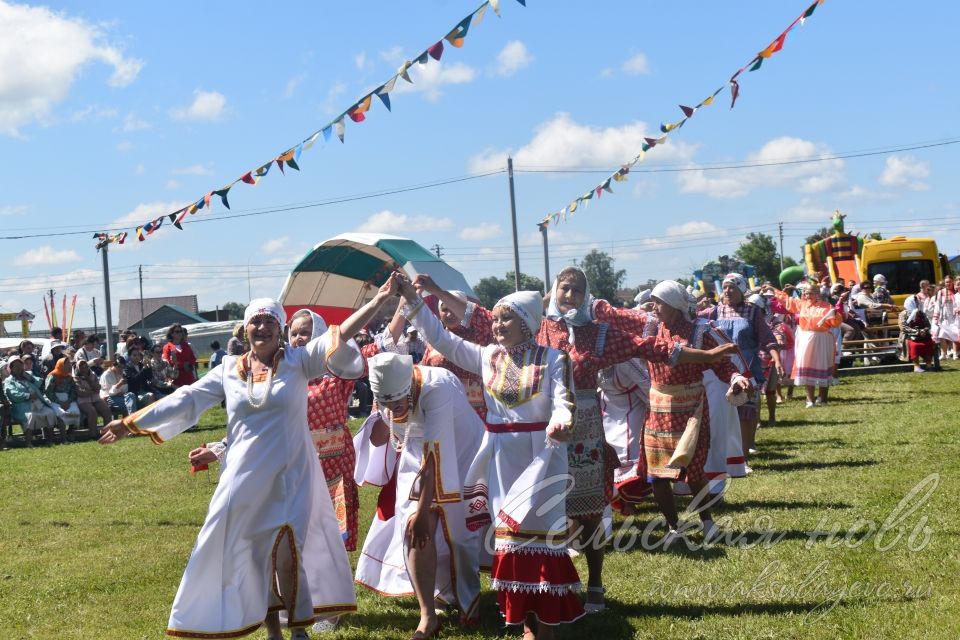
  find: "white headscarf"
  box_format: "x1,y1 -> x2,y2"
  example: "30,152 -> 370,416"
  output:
368,352 -> 414,402
904,295 -> 920,323
546,267 -> 593,344
437,290 -> 468,314
494,290 -> 543,337
243,298 -> 287,327
873,273 -> 887,285
722,272 -> 748,294
634,288 -> 652,307
652,280 -> 697,321
290,309 -> 328,341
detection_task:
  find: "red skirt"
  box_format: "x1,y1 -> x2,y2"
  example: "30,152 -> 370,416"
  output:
908,338 -> 935,360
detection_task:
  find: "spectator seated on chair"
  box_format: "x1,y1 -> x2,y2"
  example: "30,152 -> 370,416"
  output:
76,335 -> 105,377
74,360 -> 112,435
44,356 -> 81,440
100,356 -> 136,417
3,355 -> 62,446
898,295 -> 936,373
123,347 -> 156,409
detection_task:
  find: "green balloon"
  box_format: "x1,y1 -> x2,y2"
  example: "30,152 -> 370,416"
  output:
779,265 -> 805,287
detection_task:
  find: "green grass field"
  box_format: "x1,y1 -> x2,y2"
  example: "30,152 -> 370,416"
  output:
2,365 -> 959,640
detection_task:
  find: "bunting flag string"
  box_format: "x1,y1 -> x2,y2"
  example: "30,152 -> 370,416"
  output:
539,0 -> 826,229
93,0 -> 525,249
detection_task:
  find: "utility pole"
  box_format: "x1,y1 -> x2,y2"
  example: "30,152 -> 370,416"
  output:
778,221 -> 785,273
430,244 -> 443,260
100,244 -> 115,360
138,265 -> 146,333
538,222 -> 550,294
92,297 -> 98,338
507,156 -> 522,291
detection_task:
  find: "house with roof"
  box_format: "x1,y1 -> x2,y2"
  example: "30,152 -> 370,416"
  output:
119,295 -> 206,333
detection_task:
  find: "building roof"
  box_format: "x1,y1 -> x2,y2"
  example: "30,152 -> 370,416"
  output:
118,295 -> 199,331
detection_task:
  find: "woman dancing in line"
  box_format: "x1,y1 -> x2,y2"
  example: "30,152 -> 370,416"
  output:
397,276 -> 733,639
100,290 -> 389,640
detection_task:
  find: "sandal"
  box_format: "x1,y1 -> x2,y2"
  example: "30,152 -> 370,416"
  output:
584,586 -> 606,613
410,617 -> 442,640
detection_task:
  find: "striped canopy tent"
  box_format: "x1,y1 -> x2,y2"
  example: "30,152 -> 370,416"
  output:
278,233 -> 476,326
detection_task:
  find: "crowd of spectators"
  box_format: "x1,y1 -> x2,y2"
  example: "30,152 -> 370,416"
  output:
0,325 -> 197,448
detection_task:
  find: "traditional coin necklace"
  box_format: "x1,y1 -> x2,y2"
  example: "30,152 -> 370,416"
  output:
245,356 -> 274,408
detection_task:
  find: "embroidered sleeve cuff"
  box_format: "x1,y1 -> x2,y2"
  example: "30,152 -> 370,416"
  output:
209,439 -> 227,463
668,341 -> 683,367
461,301 -> 476,328
403,298 -> 425,322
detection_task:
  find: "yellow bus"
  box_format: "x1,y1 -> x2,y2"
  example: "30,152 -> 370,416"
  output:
859,236 -> 951,306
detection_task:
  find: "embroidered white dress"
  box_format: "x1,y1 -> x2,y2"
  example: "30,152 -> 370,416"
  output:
353,365 -> 484,622
599,357 -> 650,495
122,330 -> 362,639
407,302 -> 585,626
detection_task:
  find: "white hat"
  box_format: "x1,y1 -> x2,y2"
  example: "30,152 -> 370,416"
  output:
368,352 -> 414,402
49,340 -> 66,350
873,273 -> 887,285
405,325 -> 418,334
494,290 -> 543,336
634,289 -> 653,306
289,309 -> 328,340
243,298 -> 287,327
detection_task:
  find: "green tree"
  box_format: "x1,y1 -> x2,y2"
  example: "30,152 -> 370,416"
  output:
473,271 -> 544,309
220,302 -> 245,320
577,249 -> 626,305
733,232 -> 790,284
805,226 -> 832,246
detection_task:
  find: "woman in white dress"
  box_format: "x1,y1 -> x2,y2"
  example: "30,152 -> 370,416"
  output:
353,353 -> 484,639
99,298 -> 364,640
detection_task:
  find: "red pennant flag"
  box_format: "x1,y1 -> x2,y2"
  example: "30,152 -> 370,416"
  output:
760,32 -> 787,58
240,171 -> 255,184
427,41 -> 444,61
680,104 -> 695,118
348,108 -> 366,123
136,226 -> 145,241
643,137 -> 658,148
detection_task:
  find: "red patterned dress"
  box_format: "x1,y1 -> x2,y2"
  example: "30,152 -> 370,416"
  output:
306,341 -> 379,551
537,314 -> 674,518
632,316 -> 743,490
421,301 -> 493,420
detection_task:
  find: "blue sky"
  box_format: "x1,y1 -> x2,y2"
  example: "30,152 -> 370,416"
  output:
1,0 -> 959,330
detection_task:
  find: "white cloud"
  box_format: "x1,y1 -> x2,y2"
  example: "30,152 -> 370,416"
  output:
0,1 -> 142,135
171,164 -> 212,176
69,105 -> 118,122
468,112 -> 696,174
379,46 -> 405,65
354,210 -> 454,234
599,68 -> 615,79
16,245 -> 82,267
784,201 -> 834,222
879,155 -> 930,191
108,201 -> 186,249
133,164 -> 145,175
322,82 -> 346,115
354,52 -> 369,70
284,73 -> 307,99
120,112 -> 150,132
622,53 -> 650,75
459,223 -> 503,241
263,236 -> 289,254
493,41 -> 532,77
678,136 -> 845,199
641,221 -> 726,249
115,140 -> 133,152
170,89 -> 227,121
0,204 -> 28,216
165,179 -> 180,190
393,62 -> 476,102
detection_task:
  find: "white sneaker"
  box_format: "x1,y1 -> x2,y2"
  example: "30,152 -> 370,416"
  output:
814,397 -> 825,406
312,617 -> 338,633
744,464 -> 754,475
748,447 -> 758,455
663,528 -> 685,549
805,401 -> 815,409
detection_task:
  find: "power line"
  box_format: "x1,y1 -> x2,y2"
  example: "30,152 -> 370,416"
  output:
0,170 -> 506,241
513,137 -> 960,174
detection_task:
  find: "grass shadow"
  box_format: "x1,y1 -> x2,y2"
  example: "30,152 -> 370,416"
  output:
757,459 -> 877,473
717,499 -> 853,512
